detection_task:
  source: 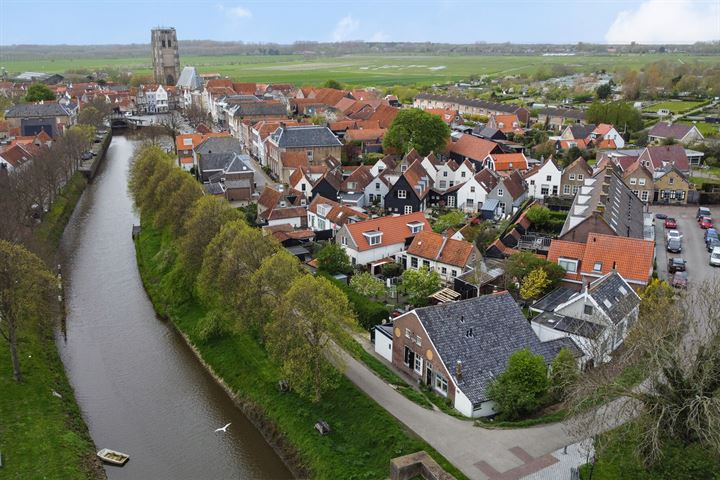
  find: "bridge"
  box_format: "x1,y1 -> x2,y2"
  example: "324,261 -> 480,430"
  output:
109,113 -> 147,129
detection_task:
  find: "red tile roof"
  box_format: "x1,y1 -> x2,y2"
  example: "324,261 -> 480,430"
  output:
308,195 -> 368,227
345,212 -> 431,252
176,133 -> 203,152
407,231 -> 474,268
344,128 -> 386,142
489,153 -> 528,172
281,151 -> 310,169
450,134 -> 500,161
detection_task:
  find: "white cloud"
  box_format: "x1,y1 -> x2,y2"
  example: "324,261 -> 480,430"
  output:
332,15 -> 359,42
370,31 -> 390,42
217,4 -> 252,19
605,0 -> 720,44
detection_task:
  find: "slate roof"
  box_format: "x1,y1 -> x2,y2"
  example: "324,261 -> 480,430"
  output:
648,122 -> 698,140
532,286 -> 577,313
228,100 -> 287,117
534,312 -> 605,340
587,270 -> 640,325
195,136 -> 242,155
204,182 -> 225,195
413,292 -> 575,405
200,152 -> 238,172
415,93 -> 525,115
176,66 -> 203,90
538,107 -> 586,120
271,125 -> 341,148
5,103 -> 73,118
566,124 -> 596,140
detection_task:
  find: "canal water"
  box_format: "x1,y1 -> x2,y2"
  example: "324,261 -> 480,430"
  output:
58,136 -> 292,480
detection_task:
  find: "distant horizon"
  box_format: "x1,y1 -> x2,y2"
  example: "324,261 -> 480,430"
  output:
0,0 -> 718,46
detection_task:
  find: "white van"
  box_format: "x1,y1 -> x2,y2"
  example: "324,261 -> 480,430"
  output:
710,247 -> 720,267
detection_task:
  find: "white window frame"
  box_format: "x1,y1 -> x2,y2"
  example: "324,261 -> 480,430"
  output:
638,178 -> 646,186
629,178 -> 637,185
641,190 -> 649,202
404,205 -> 413,215
497,188 -> 504,197
558,257 -> 578,273
569,173 -> 576,181
414,355 -> 423,374
397,189 -> 407,199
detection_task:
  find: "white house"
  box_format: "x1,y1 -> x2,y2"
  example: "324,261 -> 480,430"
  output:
434,159 -> 474,191
307,195 -> 368,234
336,212 -> 431,272
364,173 -> 391,208
530,271 -> 640,367
402,230 -> 476,282
455,169 -> 499,213
589,124 -> 625,149
524,157 -> 562,198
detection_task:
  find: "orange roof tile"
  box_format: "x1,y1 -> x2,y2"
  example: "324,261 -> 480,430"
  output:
281,151 -> 310,169
175,133 -> 203,152
490,153 -> 528,172
450,135 -> 499,161
407,231 -> 474,268
345,212 -> 431,252
344,128 -> 386,142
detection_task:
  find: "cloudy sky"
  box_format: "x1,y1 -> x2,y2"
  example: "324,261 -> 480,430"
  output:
0,0 -> 718,45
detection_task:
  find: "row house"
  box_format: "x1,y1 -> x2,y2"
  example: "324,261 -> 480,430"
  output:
265,125 -> 342,182
403,230 -> 477,283
537,107 -> 585,131
225,99 -> 288,139
455,169 -> 499,213
433,158 -> 474,191
524,157 -> 562,198
256,185 -> 306,225
307,195 -> 368,234
384,159 -> 434,215
413,93 -> 531,125
4,102 -> 77,137
483,152 -> 529,174
560,157 -> 593,196
338,165 -> 375,208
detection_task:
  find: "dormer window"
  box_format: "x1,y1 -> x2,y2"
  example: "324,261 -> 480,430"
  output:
317,204 -> 331,217
363,231 -> 383,246
407,221 -> 424,234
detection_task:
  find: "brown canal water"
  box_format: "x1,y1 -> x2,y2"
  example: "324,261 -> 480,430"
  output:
58,135 -> 292,480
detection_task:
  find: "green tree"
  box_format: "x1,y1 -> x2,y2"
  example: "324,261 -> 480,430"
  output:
317,243 -> 352,275
383,108 -> 451,156
525,205 -> 551,227
596,83 -> 612,100
0,241 -> 57,382
505,251 -> 565,294
152,169 -> 204,237
487,348 -> 549,420
520,267 -> 551,301
401,267 -> 441,306
472,221 -> 500,252
586,101 -> 642,133
350,271 -> 385,298
266,275 -> 356,402
323,79 -> 343,90
432,210 -> 465,233
550,347 -> 579,400
25,83 -> 55,102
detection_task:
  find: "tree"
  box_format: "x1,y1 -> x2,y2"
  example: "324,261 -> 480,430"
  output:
472,221 -> 500,253
525,205 -> 551,227
152,169 -> 203,236
586,101 -> 642,133
505,251 -> 565,294
350,272 -> 385,299
520,267 -> 551,301
401,267 -> 441,306
487,348 -> 549,420
266,275 -> 356,402
323,79 -> 343,90
596,83 -> 612,100
316,243 -> 351,275
432,210 -> 465,233
383,108 -> 451,156
25,83 -> 55,102
549,347 -> 579,400
0,241 -> 57,382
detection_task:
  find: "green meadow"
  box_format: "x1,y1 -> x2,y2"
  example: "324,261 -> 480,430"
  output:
2,53 -> 718,86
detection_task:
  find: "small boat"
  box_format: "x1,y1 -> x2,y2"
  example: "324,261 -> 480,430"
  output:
97,448 -> 129,466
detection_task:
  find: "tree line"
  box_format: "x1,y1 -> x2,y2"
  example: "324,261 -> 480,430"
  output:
129,145 -> 358,402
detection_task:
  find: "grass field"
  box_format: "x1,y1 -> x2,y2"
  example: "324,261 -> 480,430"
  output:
136,225 -> 469,480
679,120 -> 720,137
2,53 -> 718,86
642,100 -> 707,114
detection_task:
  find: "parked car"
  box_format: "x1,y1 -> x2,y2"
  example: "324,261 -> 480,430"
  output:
666,229 -> 683,242
664,217 -> 677,229
699,216 -> 714,229
81,151 -> 93,161
704,228 -> 718,242
711,247 -> 720,267
697,207 -> 711,220
667,257 -> 686,273
670,271 -> 688,289
707,238 -> 720,252
667,236 -> 682,253
655,212 -> 668,220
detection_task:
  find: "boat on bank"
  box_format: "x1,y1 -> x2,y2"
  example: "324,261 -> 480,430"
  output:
97,448 -> 129,466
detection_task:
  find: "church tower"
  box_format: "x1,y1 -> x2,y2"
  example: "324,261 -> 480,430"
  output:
151,27 -> 180,85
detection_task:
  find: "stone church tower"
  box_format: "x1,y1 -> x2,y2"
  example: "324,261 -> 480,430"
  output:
151,27 -> 180,85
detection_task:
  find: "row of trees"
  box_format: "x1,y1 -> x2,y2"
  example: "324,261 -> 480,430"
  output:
129,145 -> 358,402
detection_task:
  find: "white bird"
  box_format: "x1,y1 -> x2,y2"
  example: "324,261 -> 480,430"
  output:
52,390 -> 62,398
214,423 -> 231,433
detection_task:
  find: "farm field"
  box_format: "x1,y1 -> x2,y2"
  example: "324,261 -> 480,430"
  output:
2,53 -> 719,86
642,100 -> 707,114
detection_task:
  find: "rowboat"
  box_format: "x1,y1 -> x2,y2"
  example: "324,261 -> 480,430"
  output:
97,448 -> 129,466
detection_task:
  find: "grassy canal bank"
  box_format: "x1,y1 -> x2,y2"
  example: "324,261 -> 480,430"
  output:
135,225 -> 469,479
0,170 -> 102,478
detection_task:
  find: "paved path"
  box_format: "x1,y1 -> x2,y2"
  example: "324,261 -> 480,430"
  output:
340,348 -> 577,480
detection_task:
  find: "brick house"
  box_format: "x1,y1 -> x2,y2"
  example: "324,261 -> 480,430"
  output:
266,125 -> 342,181
560,157 -> 593,196
653,167 -> 690,205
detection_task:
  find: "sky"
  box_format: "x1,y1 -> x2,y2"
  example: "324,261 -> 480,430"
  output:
0,0 -> 718,45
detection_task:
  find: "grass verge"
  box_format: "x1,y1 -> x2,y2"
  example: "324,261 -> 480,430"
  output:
136,225 -> 469,480
36,172 -> 88,247
475,410 -> 567,429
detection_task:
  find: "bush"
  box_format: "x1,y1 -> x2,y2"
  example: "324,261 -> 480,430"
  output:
324,274 -> 390,329
487,348 -> 549,420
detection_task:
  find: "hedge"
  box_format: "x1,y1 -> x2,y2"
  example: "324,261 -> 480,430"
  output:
322,274 -> 390,329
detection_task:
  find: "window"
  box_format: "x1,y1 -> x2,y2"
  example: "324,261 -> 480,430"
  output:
401,165 -> 407,172
638,178 -> 646,186
572,186 -> 579,194
558,258 -> 578,273
629,178 -> 637,185
443,171 -> 448,177
301,183 -> 306,191
441,266 -> 447,275
541,186 -> 549,196
439,181 -> 447,189
342,236 -> 347,246
470,186 -> 476,193
498,202 -> 506,214
593,261 -> 602,272
641,191 -> 649,202
584,304 -> 594,315
564,185 -> 571,194
461,171 -> 466,178
466,199 -> 474,206
411,257 -> 418,268
497,188 -> 504,197
415,335 -> 422,347
414,354 -> 423,374
397,190 -> 407,199
569,173 -> 576,181
404,205 -> 413,215
448,196 -> 455,207
405,328 -> 411,339
369,235 -> 381,246
546,175 -> 552,182
422,260 -> 431,268
669,177 -> 674,185
451,270 -> 457,277
435,373 -> 448,395
408,221 -> 424,234
375,182 -> 380,189
530,180 -> 535,185
578,174 -> 584,181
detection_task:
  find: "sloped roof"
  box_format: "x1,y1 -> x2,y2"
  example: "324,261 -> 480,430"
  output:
648,122 -> 697,140
403,159 -> 434,199
565,156 -> 593,176
271,125 -> 341,148
473,169 -> 499,193
176,133 -> 203,152
587,271 -> 641,325
5,102 -> 73,118
367,104 -> 399,128
266,206 -> 307,221
407,231 -> 474,268
500,170 -> 526,200
340,165 -> 374,192
195,136 -> 241,155
281,150 -> 310,169
490,153 -> 528,172
344,212 -> 430,251
450,134 -> 500,161
643,145 -> 689,172
308,195 -> 368,226
412,292 -> 574,404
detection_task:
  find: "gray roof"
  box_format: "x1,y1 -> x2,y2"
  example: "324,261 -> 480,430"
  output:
195,136 -> 242,155
176,66 -> 203,90
481,198 -> 499,212
472,126 -> 505,140
534,312 -> 605,340
225,179 -> 251,189
532,286 -> 576,313
648,122 -> 698,140
271,125 -> 342,148
204,182 -> 225,195
414,293 -> 572,405
587,271 -> 640,325
228,101 -> 287,117
5,103 -> 73,118
201,152 -> 238,172
567,124 -> 596,140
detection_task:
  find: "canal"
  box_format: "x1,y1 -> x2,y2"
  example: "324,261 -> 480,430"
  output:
58,135 -> 292,480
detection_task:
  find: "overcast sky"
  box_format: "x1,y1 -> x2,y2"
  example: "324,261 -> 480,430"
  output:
0,0 -> 718,45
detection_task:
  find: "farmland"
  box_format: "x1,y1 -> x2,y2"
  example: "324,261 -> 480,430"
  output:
642,100 -> 708,114
2,52 -> 718,86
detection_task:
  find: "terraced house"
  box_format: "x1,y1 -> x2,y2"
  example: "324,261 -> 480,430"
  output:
265,124 -> 342,181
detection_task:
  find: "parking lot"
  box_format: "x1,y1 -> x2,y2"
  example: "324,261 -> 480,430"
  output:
650,204 -> 720,285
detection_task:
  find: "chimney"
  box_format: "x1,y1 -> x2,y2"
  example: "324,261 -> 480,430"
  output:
455,360 -> 462,379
